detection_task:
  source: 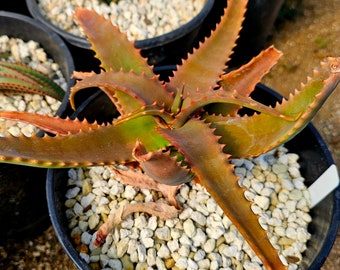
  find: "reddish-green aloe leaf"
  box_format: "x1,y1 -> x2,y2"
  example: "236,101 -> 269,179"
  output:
173,87 -> 297,128
0,116 -> 169,168
211,46 -> 282,116
74,8 -> 153,76
132,140 -> 193,186
213,57 -> 340,158
69,70 -> 174,115
168,0 -> 247,96
0,111 -> 101,135
158,118 -> 287,270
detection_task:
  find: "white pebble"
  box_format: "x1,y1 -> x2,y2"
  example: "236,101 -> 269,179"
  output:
137,244 -> 147,262
286,200 -> 298,212
108,258 -> 122,269
170,228 -> 182,240
293,177 -> 305,190
155,257 -> 166,270
88,213 -> 100,229
155,226 -> 171,241
192,228 -> 207,247
187,258 -> 199,270
289,189 -> 303,201
141,237 -> 154,248
79,252 -> 90,264
194,249 -> 206,261
73,203 -> 83,215
81,232 -> 92,245
175,256 -> 188,269
134,215 -> 147,229
286,227 -> 297,240
281,178 -> 295,191
191,211 -> 207,226
272,163 -> 288,174
147,248 -> 157,266
167,239 -> 179,253
157,244 -> 170,259
179,234 -> 193,246
178,245 -> 190,257
80,193 -> 96,208
123,185 -> 137,199
197,259 -> 210,269
203,238 -> 216,253
183,219 -> 196,237
66,186 -> 80,199
179,207 -> 193,220
147,216 -> 158,231
254,195 -> 270,210
251,181 -> 264,194
116,238 -> 129,257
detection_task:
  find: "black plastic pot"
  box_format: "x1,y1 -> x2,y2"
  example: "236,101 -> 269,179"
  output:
46,80 -> 339,269
0,11 -> 74,242
197,0 -> 286,67
229,0 -> 285,66
0,0 -> 30,15
25,0 -> 215,67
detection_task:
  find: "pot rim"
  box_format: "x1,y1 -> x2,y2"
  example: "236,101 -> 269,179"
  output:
25,0 -> 215,50
0,10 -> 74,88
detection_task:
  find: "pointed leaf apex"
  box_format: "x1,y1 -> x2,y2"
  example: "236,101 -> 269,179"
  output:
74,8 -> 153,76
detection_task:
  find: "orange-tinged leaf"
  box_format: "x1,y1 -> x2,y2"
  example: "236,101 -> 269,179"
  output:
132,140 -> 193,186
74,8 -> 153,76
158,119 -> 287,270
214,57 -> 340,158
212,46 -> 282,116
70,70 -> 173,114
168,0 -> 247,96
0,116 -> 169,168
0,111 -> 100,135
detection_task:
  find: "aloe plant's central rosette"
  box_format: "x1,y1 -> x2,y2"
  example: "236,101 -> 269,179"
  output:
0,1 -> 339,269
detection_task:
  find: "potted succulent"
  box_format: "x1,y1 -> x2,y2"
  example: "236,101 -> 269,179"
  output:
0,0 -> 339,269
0,11 -> 74,242
25,0 -> 215,66
48,83 -> 340,270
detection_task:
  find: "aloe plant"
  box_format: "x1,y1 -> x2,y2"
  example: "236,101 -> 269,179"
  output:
0,0 -> 339,269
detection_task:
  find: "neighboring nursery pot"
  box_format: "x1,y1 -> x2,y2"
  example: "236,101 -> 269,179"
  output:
0,11 -> 74,242
25,0 -> 215,67
198,0 -> 286,67
46,82 -> 340,270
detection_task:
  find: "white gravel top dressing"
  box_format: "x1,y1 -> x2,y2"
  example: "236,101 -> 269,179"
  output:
37,0 -> 205,41
0,35 -> 65,137
65,146 -> 312,270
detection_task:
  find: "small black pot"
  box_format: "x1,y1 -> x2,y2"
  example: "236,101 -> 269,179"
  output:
46,81 -> 340,269
184,0 -> 286,67
0,11 -> 74,242
25,0 -> 215,67
229,0 -> 285,66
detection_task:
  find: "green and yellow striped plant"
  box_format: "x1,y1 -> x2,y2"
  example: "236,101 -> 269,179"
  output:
0,60 -> 64,101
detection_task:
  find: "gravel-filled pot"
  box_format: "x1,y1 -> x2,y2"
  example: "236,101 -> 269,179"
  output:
46,81 -> 340,270
0,11 -> 74,242
25,0 -> 215,66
